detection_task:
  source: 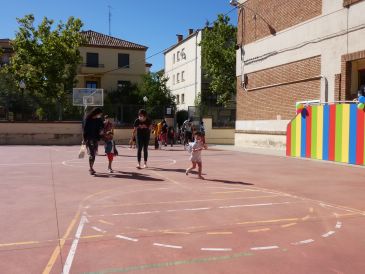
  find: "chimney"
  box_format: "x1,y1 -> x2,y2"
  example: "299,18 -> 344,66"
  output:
188,29 -> 194,35
176,34 -> 183,43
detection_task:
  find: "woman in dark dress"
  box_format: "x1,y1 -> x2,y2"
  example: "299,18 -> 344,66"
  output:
83,107 -> 104,175
132,109 -> 151,169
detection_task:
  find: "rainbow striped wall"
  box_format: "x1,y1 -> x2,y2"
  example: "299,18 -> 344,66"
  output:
286,104 -> 365,165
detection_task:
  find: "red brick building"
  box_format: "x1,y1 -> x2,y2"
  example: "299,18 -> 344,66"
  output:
234,0 -> 365,148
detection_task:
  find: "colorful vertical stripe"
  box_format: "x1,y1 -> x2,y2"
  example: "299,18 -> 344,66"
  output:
286,123 -> 291,157
316,105 -> 324,160
301,111 -> 306,158
286,103 -> 365,166
356,108 -> 364,165
329,105 -> 336,161
306,107 -> 312,158
311,106 -> 318,158
322,105 -> 330,161
335,105 -> 343,162
295,114 -> 301,157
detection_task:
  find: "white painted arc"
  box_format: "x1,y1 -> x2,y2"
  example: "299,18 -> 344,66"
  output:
250,246 -> 279,251
153,243 -> 183,249
115,235 -> 138,242
322,231 -> 335,238
201,248 -> 233,251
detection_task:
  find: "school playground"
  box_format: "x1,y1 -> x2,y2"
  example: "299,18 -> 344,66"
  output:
0,145 -> 365,274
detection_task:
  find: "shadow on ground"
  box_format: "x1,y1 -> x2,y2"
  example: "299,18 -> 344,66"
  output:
94,171 -> 164,182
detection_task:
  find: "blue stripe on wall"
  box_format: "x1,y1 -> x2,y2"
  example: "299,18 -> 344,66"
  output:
322,105 -> 330,161
301,110 -> 307,158
349,104 -> 358,164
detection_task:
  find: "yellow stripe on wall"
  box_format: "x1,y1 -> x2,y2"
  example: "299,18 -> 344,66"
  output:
316,105 -> 324,160
295,114 -> 301,157
341,104 -> 350,163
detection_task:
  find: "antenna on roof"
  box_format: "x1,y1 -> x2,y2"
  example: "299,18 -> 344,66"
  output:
108,5 -> 112,35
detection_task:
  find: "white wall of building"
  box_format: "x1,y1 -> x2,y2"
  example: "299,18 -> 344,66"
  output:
235,0 -> 365,133
164,31 -> 202,110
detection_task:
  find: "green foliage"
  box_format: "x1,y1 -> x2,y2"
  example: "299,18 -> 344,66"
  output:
138,72 -> 176,119
200,14 -> 237,106
7,14 -> 85,118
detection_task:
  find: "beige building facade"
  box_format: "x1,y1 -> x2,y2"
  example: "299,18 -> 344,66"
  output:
76,30 -> 148,92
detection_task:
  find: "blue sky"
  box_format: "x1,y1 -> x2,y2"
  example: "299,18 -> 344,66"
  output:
1,0 -> 237,71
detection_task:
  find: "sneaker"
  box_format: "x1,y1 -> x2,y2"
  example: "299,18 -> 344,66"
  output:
89,169 -> 96,175
108,168 -> 113,173
136,164 -> 141,169
198,176 -> 205,180
185,169 -> 189,176
143,163 -> 148,169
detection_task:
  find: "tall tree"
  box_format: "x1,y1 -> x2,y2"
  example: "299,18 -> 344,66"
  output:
200,14 -> 237,106
7,14 -> 84,119
138,72 -> 175,119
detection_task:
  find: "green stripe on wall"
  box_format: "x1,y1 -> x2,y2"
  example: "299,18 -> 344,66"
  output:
311,106 -> 318,157
291,118 -> 296,156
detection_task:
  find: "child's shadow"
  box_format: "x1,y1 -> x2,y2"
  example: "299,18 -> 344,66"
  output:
94,171 -> 164,182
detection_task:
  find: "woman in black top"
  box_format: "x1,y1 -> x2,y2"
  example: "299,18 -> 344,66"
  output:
132,109 -> 151,169
83,107 -> 104,175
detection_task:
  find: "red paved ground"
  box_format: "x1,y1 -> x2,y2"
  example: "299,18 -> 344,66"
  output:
0,145 -> 365,274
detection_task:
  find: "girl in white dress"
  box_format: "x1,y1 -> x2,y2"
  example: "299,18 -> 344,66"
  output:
185,132 -> 208,179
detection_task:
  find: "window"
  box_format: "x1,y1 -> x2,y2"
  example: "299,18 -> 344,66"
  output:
86,81 -> 98,88
181,71 -> 185,82
177,51 -> 180,61
173,75 -> 175,85
358,69 -> 365,89
176,95 -> 180,104
177,73 -> 180,83
117,80 -> 131,89
181,94 -> 185,104
181,48 -> 186,60
118,53 -> 130,68
173,54 -> 175,64
86,53 -> 99,67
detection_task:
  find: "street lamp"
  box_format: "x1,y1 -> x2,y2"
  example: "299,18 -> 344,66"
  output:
143,96 -> 148,109
19,80 -> 26,120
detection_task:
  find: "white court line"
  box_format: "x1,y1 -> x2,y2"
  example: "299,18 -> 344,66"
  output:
62,159 -> 177,168
91,226 -> 106,233
112,211 -> 161,216
62,215 -> 88,274
250,246 -> 279,251
336,221 -> 342,229
183,207 -> 211,211
292,239 -> 314,245
218,202 -> 291,209
0,162 -> 50,167
115,235 -> 138,242
153,243 -> 183,249
322,231 -> 335,238
201,248 -> 232,252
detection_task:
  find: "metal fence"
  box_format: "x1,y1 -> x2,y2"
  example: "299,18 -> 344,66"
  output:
188,105 -> 236,128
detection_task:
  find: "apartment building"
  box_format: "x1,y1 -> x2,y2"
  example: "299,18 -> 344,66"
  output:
234,0 -> 365,148
76,30 -> 148,92
164,29 -> 208,111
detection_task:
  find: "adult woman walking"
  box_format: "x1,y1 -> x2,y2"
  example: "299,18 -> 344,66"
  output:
132,109 -> 151,169
83,107 -> 104,175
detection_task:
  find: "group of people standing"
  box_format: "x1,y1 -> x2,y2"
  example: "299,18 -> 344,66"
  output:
82,107 -> 207,179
